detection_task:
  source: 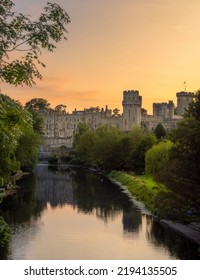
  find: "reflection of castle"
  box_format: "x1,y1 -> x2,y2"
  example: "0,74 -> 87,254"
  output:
39,90 -> 194,154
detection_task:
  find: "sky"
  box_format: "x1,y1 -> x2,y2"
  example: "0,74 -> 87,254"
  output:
2,0 -> 200,114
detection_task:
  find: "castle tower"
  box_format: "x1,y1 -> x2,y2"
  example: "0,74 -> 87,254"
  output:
176,91 -> 194,116
122,90 -> 142,131
168,100 -> 174,119
153,102 -> 168,118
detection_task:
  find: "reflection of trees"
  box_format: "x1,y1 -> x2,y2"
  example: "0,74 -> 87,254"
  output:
146,216 -> 200,260
0,173 -> 41,224
33,165 -> 135,223
35,165 -> 75,208
0,173 -> 42,259
71,170 -> 133,222
35,166 -> 142,228
122,209 -> 142,235
2,165 -> 198,260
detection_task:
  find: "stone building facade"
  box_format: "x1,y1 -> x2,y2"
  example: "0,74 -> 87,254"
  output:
39,90 -> 193,156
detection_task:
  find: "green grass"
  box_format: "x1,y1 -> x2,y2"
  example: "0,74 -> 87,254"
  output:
108,171 -> 168,215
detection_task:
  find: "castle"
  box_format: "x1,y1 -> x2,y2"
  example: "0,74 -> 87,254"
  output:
39,90 -> 194,156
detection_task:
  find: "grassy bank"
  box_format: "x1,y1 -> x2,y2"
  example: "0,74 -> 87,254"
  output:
108,171 -> 168,215
108,171 -> 194,221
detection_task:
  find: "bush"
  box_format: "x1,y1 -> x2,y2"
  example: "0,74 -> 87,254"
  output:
0,217 -> 11,247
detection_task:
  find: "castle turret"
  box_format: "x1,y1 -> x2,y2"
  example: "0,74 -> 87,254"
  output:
176,91 -> 194,116
122,90 -> 142,131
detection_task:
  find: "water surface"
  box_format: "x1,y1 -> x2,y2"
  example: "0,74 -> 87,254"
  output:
0,164 -> 199,260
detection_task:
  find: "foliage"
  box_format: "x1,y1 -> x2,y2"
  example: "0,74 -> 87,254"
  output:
0,94 -> 41,184
73,122 -> 90,148
15,128 -> 40,171
93,125 -> 124,170
54,104 -> 67,112
28,109 -> 44,135
0,216 -> 11,247
0,0 -> 70,86
75,130 -> 97,166
25,98 -> 50,111
145,140 -> 173,179
130,133 -> 157,174
185,90 -> 200,121
141,108 -> 147,116
155,90 -> 200,211
154,123 -> 167,140
73,124 -> 157,172
0,94 -> 31,182
108,171 -> 167,215
112,108 -> 120,115
109,171 -> 190,220
155,191 -> 188,220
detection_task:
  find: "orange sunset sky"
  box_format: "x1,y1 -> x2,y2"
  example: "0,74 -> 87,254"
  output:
2,0 -> 200,114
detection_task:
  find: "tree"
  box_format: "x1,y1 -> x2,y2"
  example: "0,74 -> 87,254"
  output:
145,140 -> 173,179
0,94 -> 32,184
167,90 -> 200,206
185,90 -> 200,121
15,127 -> 40,171
73,122 -> 90,148
75,130 -> 97,166
54,104 -> 67,113
28,109 -> 44,135
25,98 -> 50,111
87,106 -> 100,113
154,123 -> 167,140
0,94 -> 42,184
93,125 -> 124,170
130,133 -> 157,174
112,108 -> 120,116
0,0 -> 70,86
141,108 -> 147,116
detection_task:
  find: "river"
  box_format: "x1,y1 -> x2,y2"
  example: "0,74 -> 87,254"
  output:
0,164 -> 199,260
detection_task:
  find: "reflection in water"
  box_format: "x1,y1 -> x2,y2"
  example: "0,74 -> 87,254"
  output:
35,166 -> 134,223
146,216 -> 200,260
0,164 -> 199,259
123,210 -> 141,234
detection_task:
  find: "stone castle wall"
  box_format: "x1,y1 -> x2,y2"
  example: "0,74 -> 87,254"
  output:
39,90 -> 193,155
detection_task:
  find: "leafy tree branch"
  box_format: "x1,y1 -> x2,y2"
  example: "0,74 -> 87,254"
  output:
0,0 -> 70,86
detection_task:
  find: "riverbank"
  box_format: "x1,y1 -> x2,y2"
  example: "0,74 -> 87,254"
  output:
161,220 -> 200,245
107,170 -> 200,246
0,171 -> 30,199
108,170 -> 167,215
